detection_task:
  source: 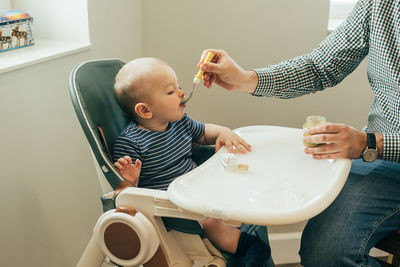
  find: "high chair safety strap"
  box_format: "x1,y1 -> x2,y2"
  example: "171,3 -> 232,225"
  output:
97,126 -> 112,160
97,125 -> 135,196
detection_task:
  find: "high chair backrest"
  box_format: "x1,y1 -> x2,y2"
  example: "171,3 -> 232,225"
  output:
69,59 -> 128,190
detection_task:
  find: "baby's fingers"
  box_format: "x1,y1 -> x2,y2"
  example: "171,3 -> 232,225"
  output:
114,162 -> 122,170
234,141 -> 248,154
114,162 -> 126,176
224,141 -> 235,153
123,155 -> 132,164
117,157 -> 129,166
237,138 -> 252,152
134,159 -> 142,169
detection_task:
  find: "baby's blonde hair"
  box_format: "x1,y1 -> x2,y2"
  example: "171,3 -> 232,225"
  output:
114,57 -> 166,121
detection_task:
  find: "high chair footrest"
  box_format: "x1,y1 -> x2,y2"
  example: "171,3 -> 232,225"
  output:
375,231 -> 400,256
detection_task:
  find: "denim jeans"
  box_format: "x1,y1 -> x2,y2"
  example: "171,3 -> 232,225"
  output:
299,159 -> 400,267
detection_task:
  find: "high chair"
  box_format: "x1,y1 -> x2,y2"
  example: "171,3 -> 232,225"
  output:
373,229 -> 400,267
69,59 -> 273,267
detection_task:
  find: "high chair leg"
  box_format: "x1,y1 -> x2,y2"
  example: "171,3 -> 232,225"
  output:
77,235 -> 105,267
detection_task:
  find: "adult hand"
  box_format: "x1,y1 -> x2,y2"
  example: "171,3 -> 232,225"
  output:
303,123 -> 367,159
197,49 -> 258,93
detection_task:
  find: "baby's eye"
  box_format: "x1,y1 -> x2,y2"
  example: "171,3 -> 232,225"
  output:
167,91 -> 174,95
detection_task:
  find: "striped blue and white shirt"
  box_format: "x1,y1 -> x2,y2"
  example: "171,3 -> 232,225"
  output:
253,0 -> 400,162
112,113 -> 205,190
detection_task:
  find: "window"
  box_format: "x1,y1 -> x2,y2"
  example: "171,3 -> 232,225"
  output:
0,0 -> 91,73
328,0 -> 358,32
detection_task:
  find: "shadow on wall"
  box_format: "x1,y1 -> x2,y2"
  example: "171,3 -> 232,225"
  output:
0,173 -> 53,266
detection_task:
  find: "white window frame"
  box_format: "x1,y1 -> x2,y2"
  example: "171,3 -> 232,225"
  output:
0,0 -> 91,73
328,0 -> 358,32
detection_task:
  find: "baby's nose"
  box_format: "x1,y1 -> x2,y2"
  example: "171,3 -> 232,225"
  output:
178,88 -> 185,98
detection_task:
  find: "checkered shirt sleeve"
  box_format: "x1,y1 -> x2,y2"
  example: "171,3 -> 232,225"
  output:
383,134 -> 400,162
251,0 -> 400,162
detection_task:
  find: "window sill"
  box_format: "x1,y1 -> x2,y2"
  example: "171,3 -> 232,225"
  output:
0,39 -> 92,74
327,19 -> 343,34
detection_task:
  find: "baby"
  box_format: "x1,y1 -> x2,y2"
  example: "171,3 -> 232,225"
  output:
112,57 -> 270,266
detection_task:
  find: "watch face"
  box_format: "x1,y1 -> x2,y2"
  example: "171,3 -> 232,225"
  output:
363,149 -> 378,162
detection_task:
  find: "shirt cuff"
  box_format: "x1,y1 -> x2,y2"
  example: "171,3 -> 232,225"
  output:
382,133 -> 400,162
251,68 -> 275,97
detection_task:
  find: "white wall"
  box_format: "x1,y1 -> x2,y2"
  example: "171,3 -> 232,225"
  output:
0,0 -> 374,266
143,0 -> 372,130
0,0 -> 12,9
0,1 -> 142,267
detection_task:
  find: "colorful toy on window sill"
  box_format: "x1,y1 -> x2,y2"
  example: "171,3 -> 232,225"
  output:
0,9 -> 34,53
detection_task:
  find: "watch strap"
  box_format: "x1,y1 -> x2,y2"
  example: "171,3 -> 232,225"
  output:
366,133 -> 376,149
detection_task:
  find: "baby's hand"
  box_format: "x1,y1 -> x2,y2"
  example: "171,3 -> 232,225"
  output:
114,156 -> 142,186
215,128 -> 252,154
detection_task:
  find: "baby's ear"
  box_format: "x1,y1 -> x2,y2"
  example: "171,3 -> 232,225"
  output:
134,102 -> 152,119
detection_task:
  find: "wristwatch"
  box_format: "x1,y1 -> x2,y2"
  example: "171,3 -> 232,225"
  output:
361,133 -> 378,162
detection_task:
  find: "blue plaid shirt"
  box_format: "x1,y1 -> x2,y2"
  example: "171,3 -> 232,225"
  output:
252,0 -> 400,162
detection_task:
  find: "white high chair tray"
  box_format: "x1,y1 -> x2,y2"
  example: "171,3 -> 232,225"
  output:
168,126 -> 351,225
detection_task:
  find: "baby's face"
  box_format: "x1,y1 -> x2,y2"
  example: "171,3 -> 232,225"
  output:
145,64 -> 186,123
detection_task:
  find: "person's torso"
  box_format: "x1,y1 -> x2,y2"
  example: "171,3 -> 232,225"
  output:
367,0 -> 400,133
113,114 -> 203,190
